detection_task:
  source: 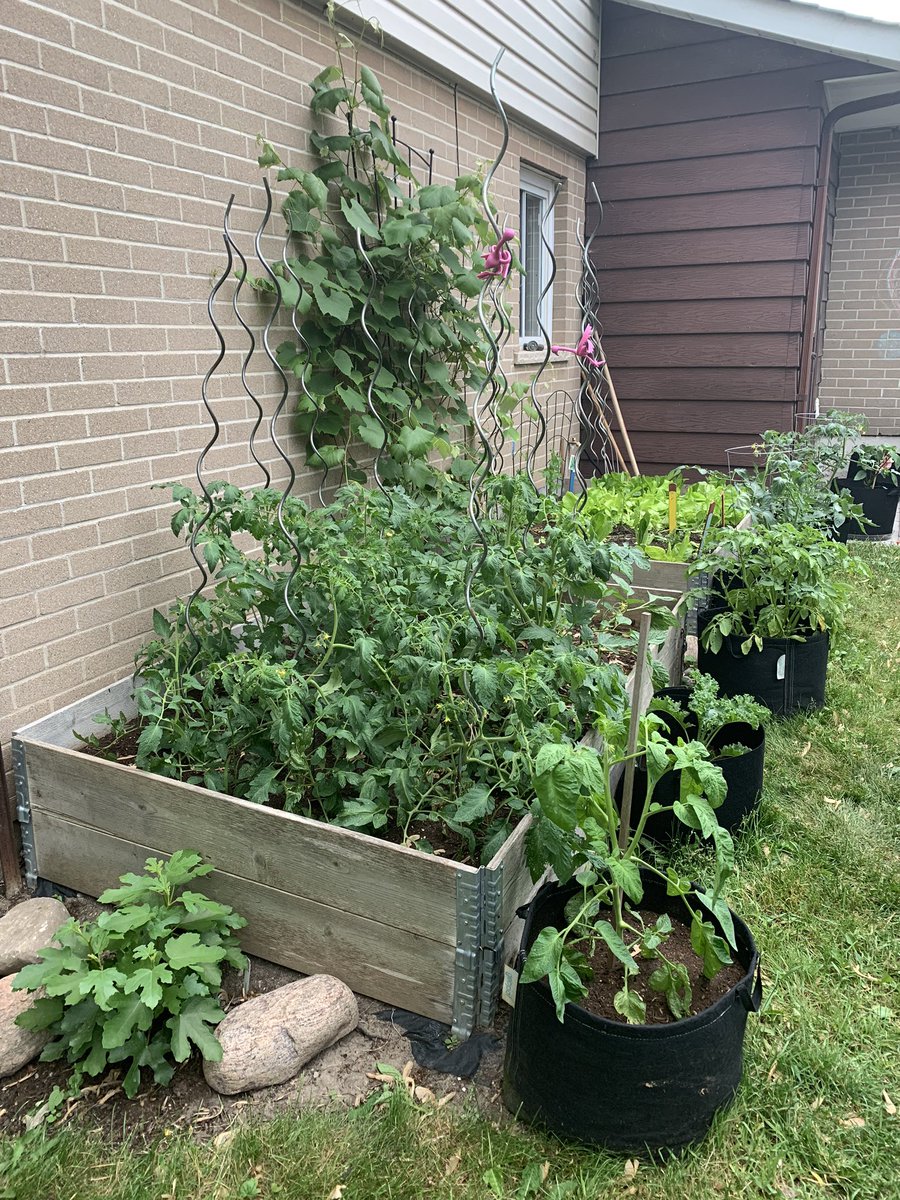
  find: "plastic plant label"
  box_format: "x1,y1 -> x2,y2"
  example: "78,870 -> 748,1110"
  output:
502,964 -> 519,1007
776,654 -> 786,681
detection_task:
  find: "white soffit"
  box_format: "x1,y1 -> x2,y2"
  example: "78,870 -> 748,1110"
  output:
824,71 -> 900,129
615,0 -> 900,70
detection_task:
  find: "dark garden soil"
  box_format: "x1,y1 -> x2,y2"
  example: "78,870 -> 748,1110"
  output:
579,908 -> 745,1024
0,898 -> 507,1146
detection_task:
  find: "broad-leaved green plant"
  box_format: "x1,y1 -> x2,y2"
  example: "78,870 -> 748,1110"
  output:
13,852 -> 246,1098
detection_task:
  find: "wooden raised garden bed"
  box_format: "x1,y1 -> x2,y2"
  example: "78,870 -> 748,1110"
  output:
630,512 -> 754,605
11,625 -> 681,1037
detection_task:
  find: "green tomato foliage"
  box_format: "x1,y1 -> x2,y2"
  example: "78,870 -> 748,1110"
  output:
90,470 -> 660,864
521,711 -> 737,1024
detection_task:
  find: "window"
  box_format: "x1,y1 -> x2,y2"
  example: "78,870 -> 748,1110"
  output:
519,166 -> 557,348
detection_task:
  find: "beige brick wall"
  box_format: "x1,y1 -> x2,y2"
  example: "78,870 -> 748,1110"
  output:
0,0 -> 585,765
818,127 -> 900,436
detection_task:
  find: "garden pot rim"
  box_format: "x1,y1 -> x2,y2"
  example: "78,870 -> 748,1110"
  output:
517,877 -> 760,1039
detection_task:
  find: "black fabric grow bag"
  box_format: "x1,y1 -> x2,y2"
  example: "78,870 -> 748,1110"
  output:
619,722 -> 765,843
503,876 -> 761,1150
834,474 -> 900,540
696,612 -> 829,716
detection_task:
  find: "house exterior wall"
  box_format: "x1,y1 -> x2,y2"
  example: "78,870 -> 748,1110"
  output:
590,1 -> 877,471
334,0 -> 601,155
817,128 -> 900,436
0,0 -> 586,758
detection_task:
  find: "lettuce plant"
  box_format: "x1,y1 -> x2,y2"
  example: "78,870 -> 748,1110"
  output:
562,470 -> 749,562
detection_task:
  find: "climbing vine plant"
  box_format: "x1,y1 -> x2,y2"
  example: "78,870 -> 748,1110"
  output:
254,33 -> 496,486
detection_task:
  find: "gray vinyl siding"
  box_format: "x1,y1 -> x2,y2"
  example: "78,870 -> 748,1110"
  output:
337,0 -> 601,153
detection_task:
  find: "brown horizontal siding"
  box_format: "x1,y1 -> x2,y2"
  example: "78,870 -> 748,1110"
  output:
595,262 -> 809,302
622,431 -> 759,467
602,333 -> 799,368
613,400 -> 795,434
597,148 -> 818,200
590,3 -> 882,468
600,36 -> 833,96
609,367 -> 797,403
601,10 -> 734,58
595,188 -> 814,235
598,109 -> 820,166
600,62 -> 875,132
599,225 -> 811,269
600,297 -> 805,336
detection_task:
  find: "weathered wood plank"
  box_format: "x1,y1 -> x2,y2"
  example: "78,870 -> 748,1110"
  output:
23,737 -> 465,944
31,812 -> 456,1024
15,677 -> 136,749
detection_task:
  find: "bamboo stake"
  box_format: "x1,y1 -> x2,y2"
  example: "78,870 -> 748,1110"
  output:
618,612 -> 652,852
596,339 -> 640,476
584,378 -> 630,475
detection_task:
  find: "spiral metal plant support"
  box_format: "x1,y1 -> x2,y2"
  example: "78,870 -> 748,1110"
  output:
464,47 -> 512,641
577,183 -> 617,480
356,221 -> 391,501
255,177 -> 305,625
524,180 -> 560,492
223,205 -> 271,489
279,227 -> 330,507
184,195 -> 236,645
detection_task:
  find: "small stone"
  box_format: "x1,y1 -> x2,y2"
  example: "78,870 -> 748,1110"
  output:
203,975 -> 358,1096
0,975 -> 50,1078
0,898 -> 70,976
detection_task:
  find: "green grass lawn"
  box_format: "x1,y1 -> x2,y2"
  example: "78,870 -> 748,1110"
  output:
3,543 -> 899,1200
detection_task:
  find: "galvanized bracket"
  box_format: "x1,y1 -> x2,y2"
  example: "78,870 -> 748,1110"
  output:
451,868 -> 483,1038
477,861 -> 504,1027
11,738 -> 37,891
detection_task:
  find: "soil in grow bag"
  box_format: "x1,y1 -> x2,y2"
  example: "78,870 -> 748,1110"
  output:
503,876 -> 761,1150
696,610 -> 829,716
833,475 -> 900,541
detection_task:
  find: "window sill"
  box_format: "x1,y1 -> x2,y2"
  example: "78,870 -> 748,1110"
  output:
513,350 -> 569,367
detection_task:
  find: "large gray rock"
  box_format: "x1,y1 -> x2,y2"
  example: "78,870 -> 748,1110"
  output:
0,975 -> 50,1078
203,975 -> 358,1096
0,898 -> 70,975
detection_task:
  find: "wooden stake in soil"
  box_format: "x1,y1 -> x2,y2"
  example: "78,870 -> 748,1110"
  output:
618,613 -> 652,852
595,340 -> 640,476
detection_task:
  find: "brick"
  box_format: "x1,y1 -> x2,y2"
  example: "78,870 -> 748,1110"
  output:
14,412 -> 88,445
14,132 -> 89,174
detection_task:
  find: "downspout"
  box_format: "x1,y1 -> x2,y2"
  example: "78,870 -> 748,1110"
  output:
798,88 -> 900,427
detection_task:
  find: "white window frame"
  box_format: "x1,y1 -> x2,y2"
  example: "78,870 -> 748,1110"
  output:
518,166 -> 556,349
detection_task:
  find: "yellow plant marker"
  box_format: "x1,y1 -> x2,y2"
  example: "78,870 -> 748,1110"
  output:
668,482 -> 677,533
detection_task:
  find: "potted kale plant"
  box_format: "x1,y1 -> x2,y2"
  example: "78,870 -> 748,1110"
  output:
625,669 -> 768,839
692,524 -> 858,715
503,692 -> 761,1150
835,443 -> 900,540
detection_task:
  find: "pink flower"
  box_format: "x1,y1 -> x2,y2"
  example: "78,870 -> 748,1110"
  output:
551,324 -> 605,369
477,228 -> 516,280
